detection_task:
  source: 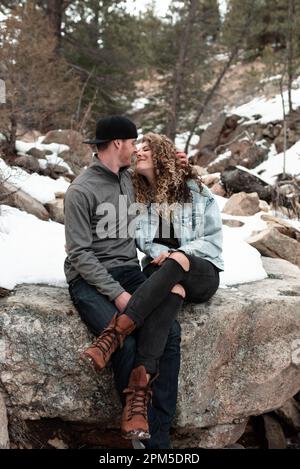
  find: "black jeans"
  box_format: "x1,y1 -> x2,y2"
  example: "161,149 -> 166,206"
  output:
68,266 -> 181,449
125,255 -> 220,373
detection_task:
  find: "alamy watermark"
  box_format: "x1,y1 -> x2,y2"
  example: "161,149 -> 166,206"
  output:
93,196 -> 205,240
0,79 -> 6,103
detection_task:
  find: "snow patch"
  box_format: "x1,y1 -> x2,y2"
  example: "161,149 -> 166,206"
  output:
251,141 -> 300,184
229,77 -> 300,124
0,205 -> 67,290
0,157 -> 70,204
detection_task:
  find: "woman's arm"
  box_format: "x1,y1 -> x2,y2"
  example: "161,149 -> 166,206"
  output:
178,196 -> 223,259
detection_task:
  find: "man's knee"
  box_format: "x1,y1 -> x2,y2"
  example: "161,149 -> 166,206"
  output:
171,283 -> 186,299
169,252 -> 190,272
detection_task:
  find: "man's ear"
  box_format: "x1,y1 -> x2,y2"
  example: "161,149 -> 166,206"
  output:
113,139 -> 121,149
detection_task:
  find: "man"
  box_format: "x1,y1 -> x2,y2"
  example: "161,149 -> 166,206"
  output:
64,115 -> 182,449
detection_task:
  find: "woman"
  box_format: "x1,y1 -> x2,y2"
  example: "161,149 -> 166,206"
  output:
82,132 -> 224,442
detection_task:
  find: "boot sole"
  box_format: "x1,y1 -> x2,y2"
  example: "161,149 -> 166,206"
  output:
79,353 -> 105,372
122,430 -> 151,440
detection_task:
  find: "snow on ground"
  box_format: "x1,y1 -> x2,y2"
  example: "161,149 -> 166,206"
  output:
15,139 -> 73,174
0,205 -> 67,290
0,157 -> 70,204
214,194 -> 269,285
229,78 -> 300,124
250,141 -> 300,184
0,203 -> 269,291
260,74 -> 282,84
208,149 -> 231,167
175,132 -> 200,152
220,225 -> 267,286
131,97 -> 150,112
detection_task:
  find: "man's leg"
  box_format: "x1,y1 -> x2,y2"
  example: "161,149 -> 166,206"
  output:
133,265 -> 182,449
69,270 -> 182,447
68,275 -> 136,405
144,319 -> 181,449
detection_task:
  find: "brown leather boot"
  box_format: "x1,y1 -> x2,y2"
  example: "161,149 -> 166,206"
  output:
81,313 -> 135,370
121,365 -> 152,440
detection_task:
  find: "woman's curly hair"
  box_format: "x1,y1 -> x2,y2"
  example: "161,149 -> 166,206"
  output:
132,132 -> 202,218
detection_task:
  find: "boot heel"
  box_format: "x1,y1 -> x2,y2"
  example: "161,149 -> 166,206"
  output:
79,352 -> 99,373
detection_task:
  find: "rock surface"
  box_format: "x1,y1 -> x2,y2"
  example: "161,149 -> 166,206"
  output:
0,182 -> 50,221
14,155 -> 40,173
0,257 -> 300,448
0,392 -> 9,449
222,191 -> 260,216
45,199 -> 64,224
247,227 -> 300,267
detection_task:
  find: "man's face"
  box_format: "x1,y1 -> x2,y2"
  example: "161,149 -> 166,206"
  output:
119,139 -> 137,167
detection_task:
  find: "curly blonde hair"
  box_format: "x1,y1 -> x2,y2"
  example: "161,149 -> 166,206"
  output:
132,132 -> 202,218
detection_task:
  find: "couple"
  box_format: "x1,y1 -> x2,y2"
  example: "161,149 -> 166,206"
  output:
64,115 -> 224,449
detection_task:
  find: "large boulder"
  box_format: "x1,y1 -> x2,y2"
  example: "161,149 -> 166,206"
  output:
45,198 -> 64,224
17,130 -> 42,143
247,227 -> 300,267
208,141 -> 268,174
222,191 -> 260,216
0,257 -> 300,448
0,182 -> 50,221
14,155 -> 40,174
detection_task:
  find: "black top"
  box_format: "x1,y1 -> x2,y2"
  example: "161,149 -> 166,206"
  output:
153,215 -> 180,250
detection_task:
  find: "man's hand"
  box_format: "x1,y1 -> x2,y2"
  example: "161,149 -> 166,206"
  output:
150,252 -> 171,266
176,151 -> 188,167
114,291 -> 132,313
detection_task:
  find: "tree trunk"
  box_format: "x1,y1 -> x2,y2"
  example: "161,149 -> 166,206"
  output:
46,0 -> 64,52
166,0 -> 197,141
184,2 -> 255,153
287,0 -> 295,113
8,114 -> 17,155
184,47 -> 238,153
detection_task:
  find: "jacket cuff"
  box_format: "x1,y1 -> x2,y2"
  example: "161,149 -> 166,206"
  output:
97,285 -> 125,302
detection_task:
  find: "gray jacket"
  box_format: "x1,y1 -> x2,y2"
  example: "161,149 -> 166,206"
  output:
64,158 -> 139,301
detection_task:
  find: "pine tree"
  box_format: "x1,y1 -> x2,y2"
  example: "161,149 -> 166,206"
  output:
62,0 -> 150,126
0,2 -> 80,154
144,0 -> 221,140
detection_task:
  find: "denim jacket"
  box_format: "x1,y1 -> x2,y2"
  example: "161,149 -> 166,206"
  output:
135,179 -> 224,271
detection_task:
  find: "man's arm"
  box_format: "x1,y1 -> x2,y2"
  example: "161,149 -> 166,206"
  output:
64,187 -> 125,302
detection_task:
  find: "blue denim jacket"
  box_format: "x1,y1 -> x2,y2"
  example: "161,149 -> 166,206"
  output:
135,179 -> 224,271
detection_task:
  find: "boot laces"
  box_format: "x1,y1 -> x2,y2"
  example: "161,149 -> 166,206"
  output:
92,327 -> 119,357
127,387 -> 150,421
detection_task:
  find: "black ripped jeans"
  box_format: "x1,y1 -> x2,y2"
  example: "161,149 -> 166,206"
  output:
125,254 -> 220,374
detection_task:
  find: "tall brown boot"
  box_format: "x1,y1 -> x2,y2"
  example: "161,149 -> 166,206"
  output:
81,313 -> 135,370
121,365 -> 152,440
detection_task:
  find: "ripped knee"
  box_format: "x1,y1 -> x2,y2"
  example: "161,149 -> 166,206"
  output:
169,251 -> 190,272
171,284 -> 186,299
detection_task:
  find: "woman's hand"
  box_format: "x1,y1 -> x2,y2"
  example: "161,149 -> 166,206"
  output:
151,252 -> 171,266
176,151 -> 188,167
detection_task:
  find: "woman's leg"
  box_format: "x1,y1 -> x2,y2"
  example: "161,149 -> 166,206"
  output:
132,256 -> 220,376
124,252 -> 190,327
134,287 -> 185,374
179,256 -> 220,303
